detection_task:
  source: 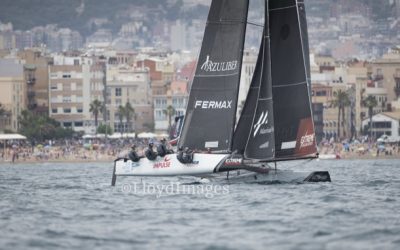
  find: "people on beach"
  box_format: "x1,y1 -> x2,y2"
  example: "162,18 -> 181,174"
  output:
3,136 -> 400,163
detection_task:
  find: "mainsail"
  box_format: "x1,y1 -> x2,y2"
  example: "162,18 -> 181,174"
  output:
179,0 -> 249,152
234,0 -> 316,161
269,0 -> 317,159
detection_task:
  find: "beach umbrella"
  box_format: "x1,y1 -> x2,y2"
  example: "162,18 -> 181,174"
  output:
138,132 -> 156,138
156,133 -> 169,139
356,147 -> 365,152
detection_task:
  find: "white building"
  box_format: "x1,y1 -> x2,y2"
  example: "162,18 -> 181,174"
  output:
170,20 -> 187,51
362,112 -> 400,141
0,59 -> 25,131
238,49 -> 257,117
49,56 -> 104,134
153,81 -> 188,133
106,65 -> 152,133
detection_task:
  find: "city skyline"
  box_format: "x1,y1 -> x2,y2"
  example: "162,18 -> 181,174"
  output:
1,0 -> 400,59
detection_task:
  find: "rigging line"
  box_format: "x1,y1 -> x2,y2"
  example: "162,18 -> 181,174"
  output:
247,21 -> 264,27
207,21 -> 264,27
269,4 -> 297,12
207,20 -> 248,25
272,81 -> 307,88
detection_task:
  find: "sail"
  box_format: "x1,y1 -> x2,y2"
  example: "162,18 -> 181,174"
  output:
269,0 -> 317,159
243,0 -> 275,160
298,0 -> 312,94
179,0 -> 249,152
232,38 -> 264,155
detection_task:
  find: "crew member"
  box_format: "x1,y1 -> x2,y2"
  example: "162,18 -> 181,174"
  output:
177,146 -> 184,163
145,142 -> 157,160
183,147 -> 194,163
157,138 -> 173,157
128,144 -> 141,162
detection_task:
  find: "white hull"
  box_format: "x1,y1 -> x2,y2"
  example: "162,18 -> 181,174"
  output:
111,153 -> 331,185
212,169 -> 319,184
114,153 -> 228,176
318,154 -> 339,160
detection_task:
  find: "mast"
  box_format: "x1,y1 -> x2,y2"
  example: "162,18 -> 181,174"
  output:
178,0 -> 250,152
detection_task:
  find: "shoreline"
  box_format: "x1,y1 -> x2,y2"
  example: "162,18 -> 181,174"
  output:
1,155 -> 399,165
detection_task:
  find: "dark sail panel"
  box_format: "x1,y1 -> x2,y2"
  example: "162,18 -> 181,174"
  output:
232,38 -> 264,154
179,0 -> 249,152
244,1 -> 275,160
270,0 -> 317,159
298,0 -> 311,92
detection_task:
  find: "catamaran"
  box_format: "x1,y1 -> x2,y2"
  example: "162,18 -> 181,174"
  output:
111,0 -> 331,186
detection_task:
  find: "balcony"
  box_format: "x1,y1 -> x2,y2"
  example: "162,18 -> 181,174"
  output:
27,91 -> 36,98
372,74 -> 384,82
395,85 -> 400,98
394,73 -> 400,82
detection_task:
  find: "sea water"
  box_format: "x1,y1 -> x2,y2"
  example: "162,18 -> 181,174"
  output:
1,159 -> 400,250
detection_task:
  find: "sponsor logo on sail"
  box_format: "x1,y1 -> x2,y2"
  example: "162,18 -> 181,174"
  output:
300,131 -> 315,148
259,141 -> 269,149
195,100 -> 232,109
153,156 -> 171,169
260,127 -> 274,135
224,158 -> 242,166
200,55 -> 238,72
253,111 -> 270,137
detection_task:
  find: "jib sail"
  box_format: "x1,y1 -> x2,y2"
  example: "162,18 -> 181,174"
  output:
242,0 -> 275,161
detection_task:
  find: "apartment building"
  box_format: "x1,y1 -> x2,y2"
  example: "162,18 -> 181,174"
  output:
0,59 -> 25,131
49,57 -> 104,134
370,50 -> 400,103
153,80 -> 188,133
17,49 -> 53,114
106,65 -> 152,133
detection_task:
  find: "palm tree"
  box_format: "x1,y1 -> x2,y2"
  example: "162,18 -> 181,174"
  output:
89,99 -> 103,130
363,95 -> 377,140
331,90 -> 350,140
124,102 -> 135,133
117,105 -> 125,135
163,105 -> 176,134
